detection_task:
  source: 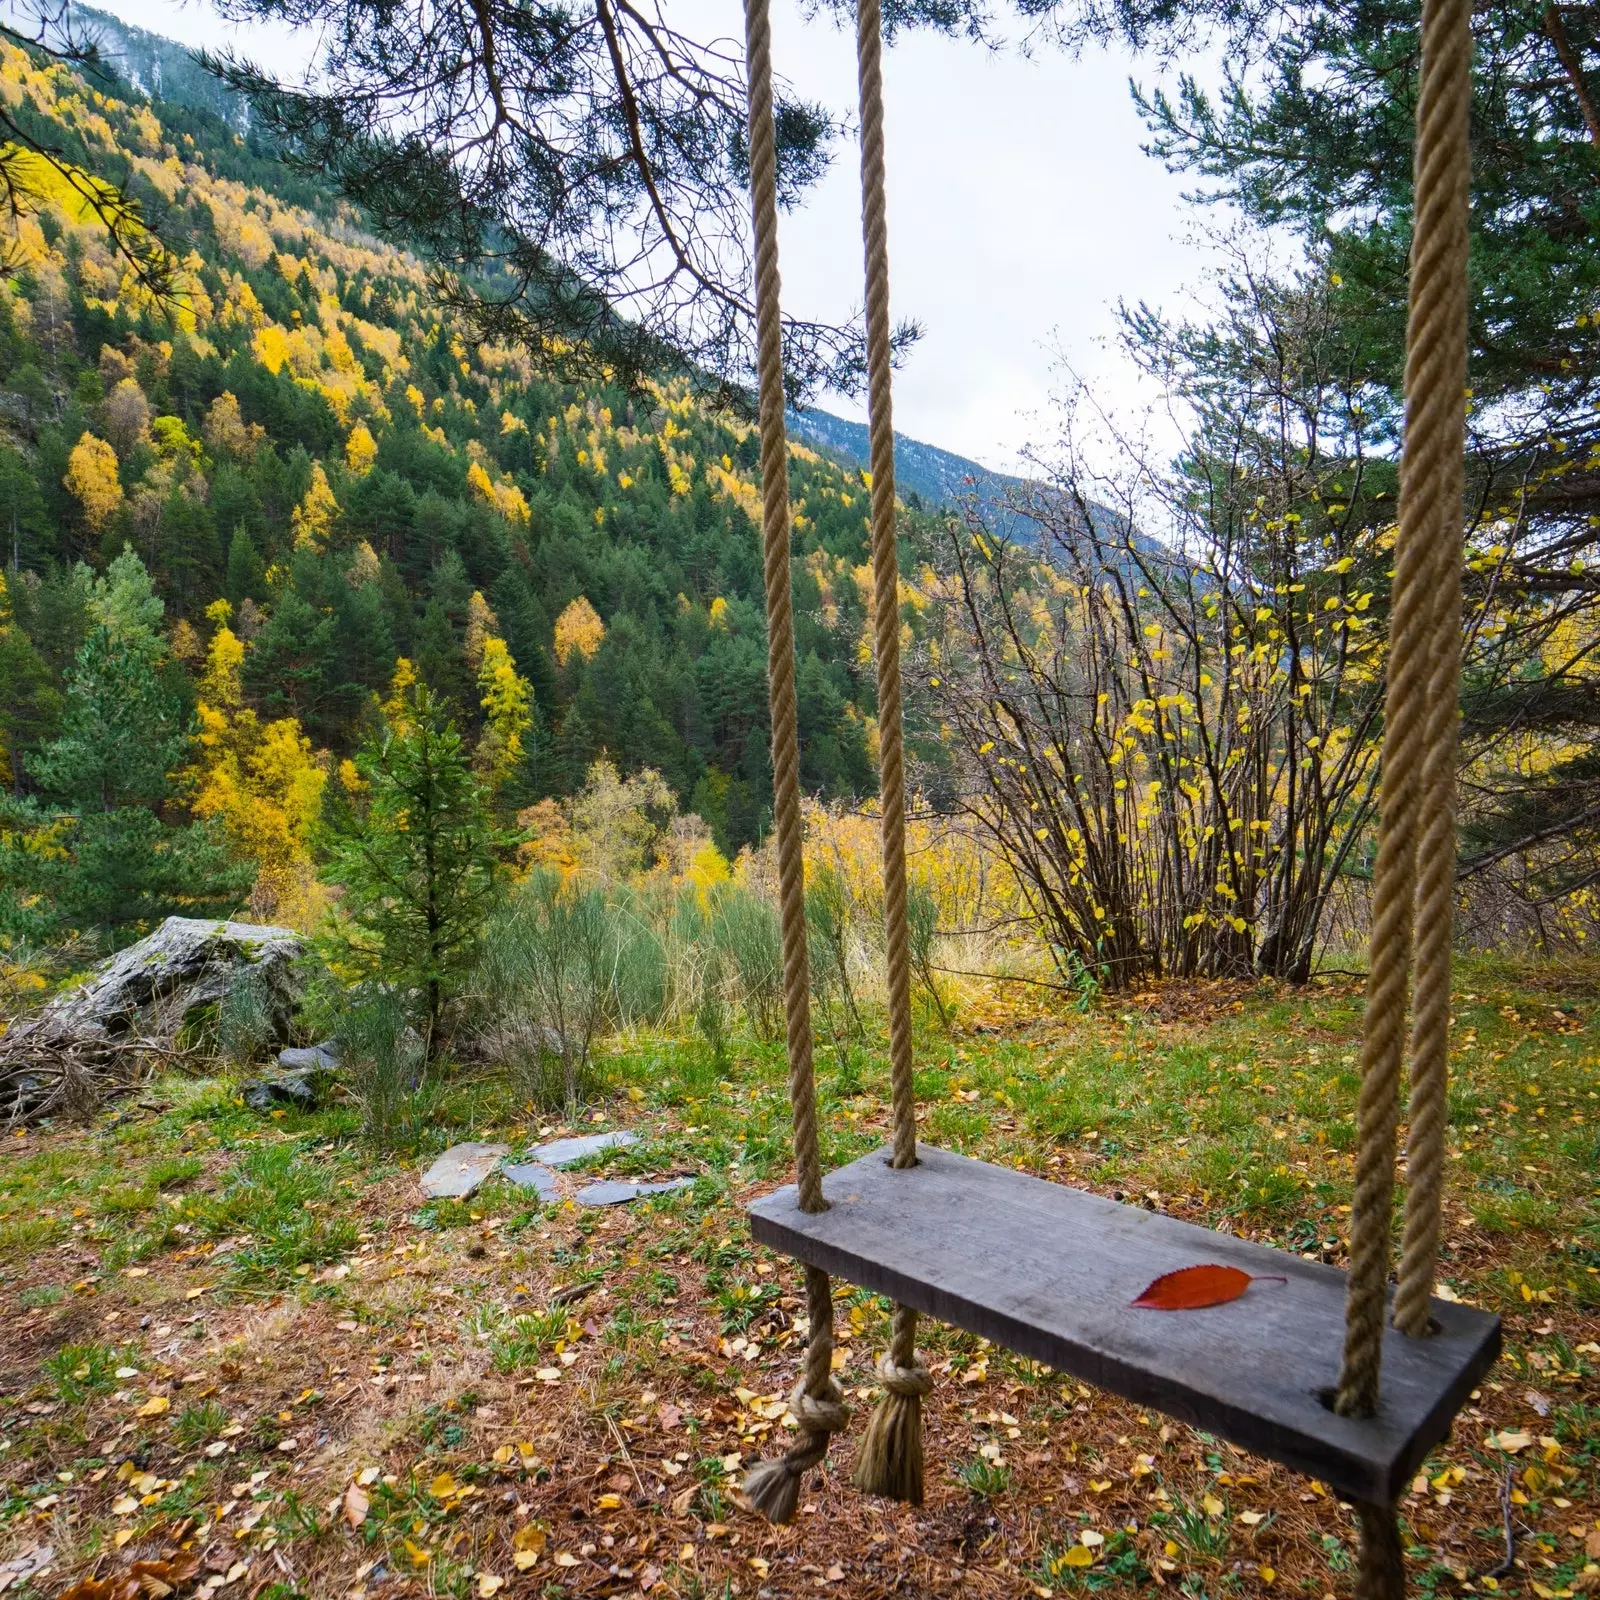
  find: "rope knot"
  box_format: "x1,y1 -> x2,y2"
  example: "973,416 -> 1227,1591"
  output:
788,1376 -> 851,1435
875,1351 -> 933,1398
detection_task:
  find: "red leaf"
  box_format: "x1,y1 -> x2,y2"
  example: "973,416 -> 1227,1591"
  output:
1130,1264 -> 1286,1310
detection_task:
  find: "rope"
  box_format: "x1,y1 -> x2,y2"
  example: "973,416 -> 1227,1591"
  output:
743,1267 -> 850,1522
739,0 -> 846,1525
856,0 -> 917,1176
742,0 -> 822,1220
1394,90 -> 1471,1345
1354,1501 -> 1408,1600
845,0 -> 933,1505
1336,0 -> 1471,1422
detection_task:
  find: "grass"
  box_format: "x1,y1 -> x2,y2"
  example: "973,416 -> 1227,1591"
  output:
0,953 -> 1595,1599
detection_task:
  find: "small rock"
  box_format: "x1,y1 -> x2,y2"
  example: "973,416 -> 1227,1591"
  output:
421,1142 -> 509,1200
527,1130 -> 639,1168
241,1067 -> 321,1113
501,1161 -> 561,1198
574,1177 -> 694,1207
278,1041 -> 339,1072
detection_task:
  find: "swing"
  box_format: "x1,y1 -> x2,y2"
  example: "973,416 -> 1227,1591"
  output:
735,0 -> 1495,1590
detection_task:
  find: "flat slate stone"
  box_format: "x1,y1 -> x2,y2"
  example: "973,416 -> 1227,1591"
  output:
527,1130 -> 639,1168
575,1177 -> 694,1207
278,1041 -> 339,1072
421,1142 -> 509,1200
501,1161 -> 561,1199
241,1068 -> 320,1113
749,1144 -> 1501,1504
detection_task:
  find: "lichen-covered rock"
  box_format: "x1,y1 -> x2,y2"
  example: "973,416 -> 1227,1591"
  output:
0,917 -> 303,1121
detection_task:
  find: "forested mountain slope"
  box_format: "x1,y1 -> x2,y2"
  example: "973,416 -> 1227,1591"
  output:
0,31 -> 909,877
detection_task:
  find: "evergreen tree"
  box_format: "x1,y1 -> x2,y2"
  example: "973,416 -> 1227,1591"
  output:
9,550 -> 250,945
321,678 -> 502,1056
225,524 -> 266,605
0,576 -> 60,793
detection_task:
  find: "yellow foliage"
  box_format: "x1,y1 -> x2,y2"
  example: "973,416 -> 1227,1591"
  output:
466,458 -> 531,524
290,461 -> 338,552
476,636 -> 532,793
553,595 -> 605,666
345,422 -> 378,474
203,391 -> 263,458
684,839 -> 732,906
383,657 -> 418,732
191,623 -> 327,927
64,432 -> 122,527
464,590 -> 498,671
253,323 -> 291,375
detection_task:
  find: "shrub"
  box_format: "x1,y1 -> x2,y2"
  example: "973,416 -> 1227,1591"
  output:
711,884 -> 782,1041
479,871 -> 610,1111
339,986 -> 431,1150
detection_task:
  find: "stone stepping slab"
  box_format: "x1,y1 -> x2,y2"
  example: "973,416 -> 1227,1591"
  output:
525,1130 -> 638,1168
574,1177 -> 695,1207
420,1142 -> 509,1200
500,1161 -> 561,1199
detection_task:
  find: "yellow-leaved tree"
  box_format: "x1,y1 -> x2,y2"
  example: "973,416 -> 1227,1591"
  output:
345,422 -> 378,474
64,432 -> 123,528
553,595 -> 604,665
463,590 -> 498,672
192,600 -> 327,924
290,461 -> 338,551
475,636 -> 533,796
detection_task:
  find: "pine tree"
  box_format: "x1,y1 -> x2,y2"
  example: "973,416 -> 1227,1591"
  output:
0,572 -> 60,794
225,525 -> 266,605
12,551 -> 251,945
322,677 -> 502,1056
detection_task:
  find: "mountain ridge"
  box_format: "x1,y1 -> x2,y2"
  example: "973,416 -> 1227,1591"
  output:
78,2 -> 1026,514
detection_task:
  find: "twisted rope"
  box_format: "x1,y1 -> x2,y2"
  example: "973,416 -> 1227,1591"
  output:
743,1267 -> 850,1523
1336,0 -> 1471,1420
742,0 -> 822,1221
1355,1500 -> 1408,1600
846,0 -> 933,1505
856,0 -> 917,1177
739,0 -> 844,1525
1394,76 -> 1471,1345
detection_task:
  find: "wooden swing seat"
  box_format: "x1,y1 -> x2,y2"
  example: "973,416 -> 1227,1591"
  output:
749,1144 -> 1500,1504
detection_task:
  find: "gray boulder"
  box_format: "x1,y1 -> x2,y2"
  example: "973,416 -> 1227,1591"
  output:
0,917 -> 302,1122
278,1041 -> 340,1072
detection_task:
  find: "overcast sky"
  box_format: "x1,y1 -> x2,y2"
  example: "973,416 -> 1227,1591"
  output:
90,0 -> 1220,474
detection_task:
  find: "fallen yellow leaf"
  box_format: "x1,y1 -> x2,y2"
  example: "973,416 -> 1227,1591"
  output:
138,1395 -> 170,1418
1261,1567 -> 1277,1584
1062,1546 -> 1094,1568
1203,1494 -> 1225,1518
476,1575 -> 505,1597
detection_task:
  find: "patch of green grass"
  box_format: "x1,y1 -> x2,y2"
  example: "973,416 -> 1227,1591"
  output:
1171,1500 -> 1231,1558
172,1398 -> 230,1448
0,1214 -> 65,1257
955,1455 -> 1012,1497
483,1307 -> 568,1372
44,1341 -> 128,1403
19,1284 -> 64,1309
